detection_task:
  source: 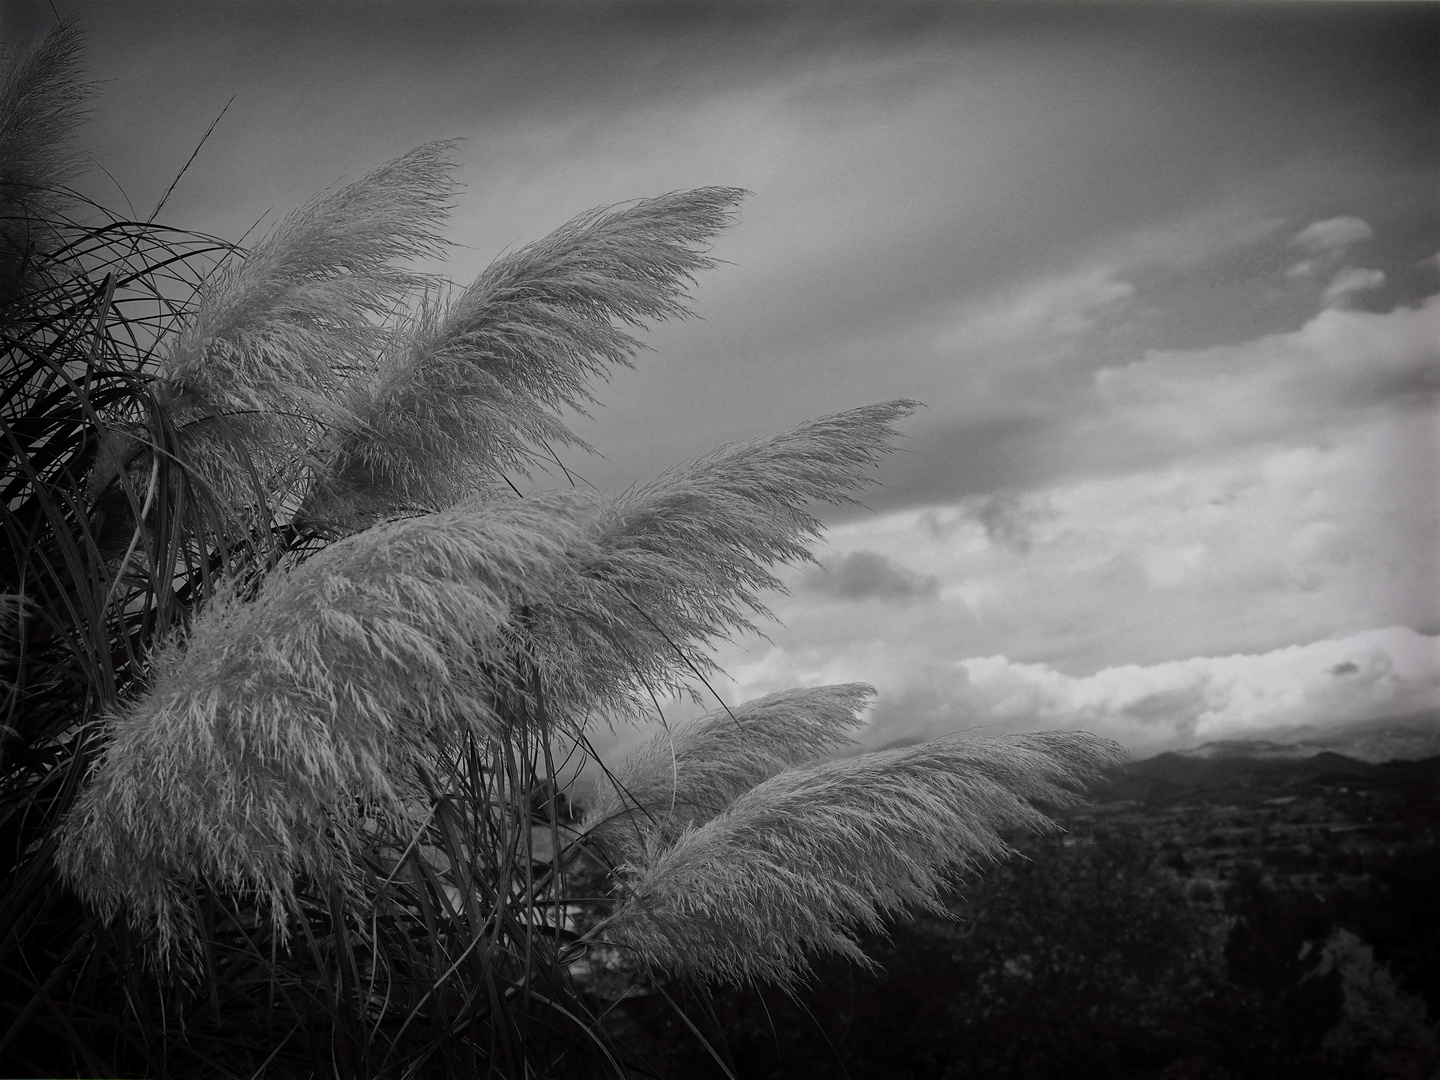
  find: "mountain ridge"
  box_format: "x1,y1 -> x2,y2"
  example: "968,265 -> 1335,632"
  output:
1167,711 -> 1439,764
868,711 -> 1440,766
1099,746 -> 1437,809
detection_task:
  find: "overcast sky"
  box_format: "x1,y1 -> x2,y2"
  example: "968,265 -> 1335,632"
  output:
10,1 -> 1439,757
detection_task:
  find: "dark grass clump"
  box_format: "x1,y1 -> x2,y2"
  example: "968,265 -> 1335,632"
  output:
2,22 -> 1122,1078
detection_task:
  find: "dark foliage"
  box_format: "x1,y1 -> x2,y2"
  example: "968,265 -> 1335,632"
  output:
610,833 -> 1209,1080
607,764 -> 1439,1080
1334,849 -> 1440,1014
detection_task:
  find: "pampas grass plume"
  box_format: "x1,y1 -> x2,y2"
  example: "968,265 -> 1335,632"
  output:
307,188 -> 747,525
586,684 -> 873,862
0,21 -> 90,302
57,491 -> 599,947
520,402 -> 918,715
603,731 -> 1127,986
157,142 -> 457,507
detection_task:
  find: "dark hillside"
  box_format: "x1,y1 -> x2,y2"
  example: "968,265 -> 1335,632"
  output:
1110,750 -> 1425,803
606,745 -> 1440,1080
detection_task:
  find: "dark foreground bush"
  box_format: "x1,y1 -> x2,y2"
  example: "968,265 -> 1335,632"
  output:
609,834 -> 1440,1080
2,22 -> 1123,1077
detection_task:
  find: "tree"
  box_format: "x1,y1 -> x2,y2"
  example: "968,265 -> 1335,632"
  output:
1,23 -> 1123,1077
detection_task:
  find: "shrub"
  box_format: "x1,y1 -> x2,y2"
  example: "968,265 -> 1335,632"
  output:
1,23 -> 1122,1077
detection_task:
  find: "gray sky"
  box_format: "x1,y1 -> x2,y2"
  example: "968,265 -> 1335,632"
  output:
9,1 -> 1439,754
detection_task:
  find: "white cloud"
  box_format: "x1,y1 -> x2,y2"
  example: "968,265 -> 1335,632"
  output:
933,264 -> 1135,353
705,406 -> 1439,734
1323,266 -> 1387,307
1291,215 -> 1375,256
598,624 -> 1438,771
1093,294 -> 1440,451
860,627 -> 1440,758
591,257 -> 1438,773
1285,216 -> 1376,282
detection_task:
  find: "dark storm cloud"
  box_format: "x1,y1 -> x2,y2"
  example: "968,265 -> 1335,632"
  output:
16,1 -> 1437,256
800,551 -> 938,603
10,0 -> 1436,515
969,492 -> 1050,554
862,414 -> 1061,512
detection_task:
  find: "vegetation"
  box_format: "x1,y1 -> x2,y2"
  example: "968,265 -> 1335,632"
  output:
609,750 -> 1439,1079
0,23 -> 1122,1077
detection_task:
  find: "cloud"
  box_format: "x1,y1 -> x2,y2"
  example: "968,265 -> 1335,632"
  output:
710,405 -> 1440,713
875,290 -> 1440,514
933,264 -> 1136,354
860,627 -> 1440,758
1093,294 -> 1440,452
1286,216 -> 1376,282
1292,215 -> 1375,257
966,491 -> 1053,553
800,551 -> 938,603
1323,266 -> 1387,307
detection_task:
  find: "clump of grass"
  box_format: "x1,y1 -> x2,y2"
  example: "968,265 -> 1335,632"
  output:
5,20 -> 1127,1078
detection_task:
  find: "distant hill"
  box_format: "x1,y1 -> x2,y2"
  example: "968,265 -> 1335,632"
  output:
1100,745 -> 1438,808
1170,712 -> 1440,764
870,711 -> 1439,765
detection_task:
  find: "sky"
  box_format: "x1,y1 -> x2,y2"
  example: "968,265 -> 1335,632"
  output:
8,1 -> 1439,758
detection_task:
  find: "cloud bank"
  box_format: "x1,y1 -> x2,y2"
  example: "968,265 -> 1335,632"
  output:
859,626 -> 1440,758
705,278 -> 1439,758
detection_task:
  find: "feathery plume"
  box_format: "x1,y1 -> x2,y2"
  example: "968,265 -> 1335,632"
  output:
303,187 -> 746,526
520,401 -> 918,715
602,731 -> 1127,986
57,402 -> 914,947
0,21 -> 90,304
586,684 -> 873,862
57,491 -> 597,948
157,142 -> 457,507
